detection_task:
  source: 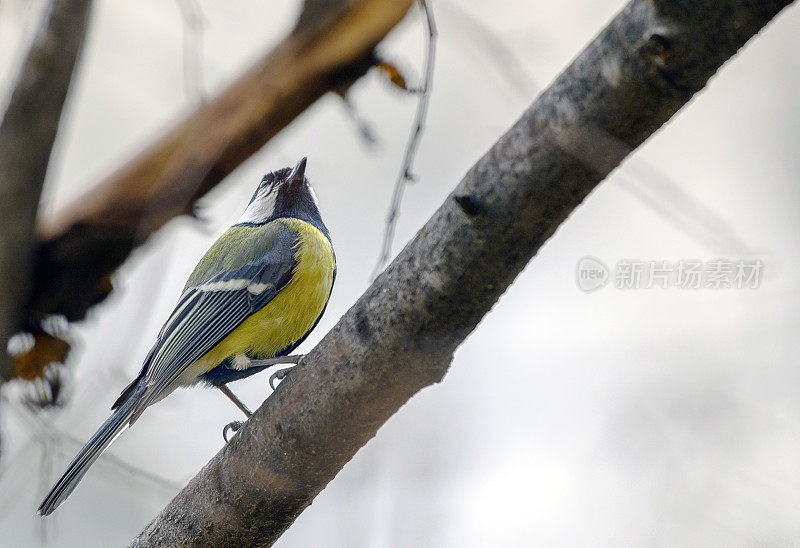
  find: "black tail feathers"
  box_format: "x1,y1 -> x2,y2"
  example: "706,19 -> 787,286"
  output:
38,380 -> 146,516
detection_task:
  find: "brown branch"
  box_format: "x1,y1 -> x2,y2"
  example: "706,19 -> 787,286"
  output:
0,0 -> 93,381
130,0 -> 797,545
27,0 -> 415,329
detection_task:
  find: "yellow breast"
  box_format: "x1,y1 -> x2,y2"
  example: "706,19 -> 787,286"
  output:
187,218 -> 335,377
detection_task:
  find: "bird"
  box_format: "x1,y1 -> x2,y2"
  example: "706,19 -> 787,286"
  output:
38,157 -> 336,516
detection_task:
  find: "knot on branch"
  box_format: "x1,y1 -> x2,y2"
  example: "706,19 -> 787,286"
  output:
453,194 -> 482,217
635,20 -> 698,96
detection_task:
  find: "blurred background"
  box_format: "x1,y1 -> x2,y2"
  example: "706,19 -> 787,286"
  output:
1,0 -> 799,545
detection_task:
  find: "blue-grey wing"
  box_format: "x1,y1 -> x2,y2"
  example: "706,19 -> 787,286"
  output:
130,224 -> 299,421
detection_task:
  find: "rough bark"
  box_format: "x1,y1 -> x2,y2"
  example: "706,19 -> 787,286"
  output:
130,1 -> 796,546
0,0 -> 93,381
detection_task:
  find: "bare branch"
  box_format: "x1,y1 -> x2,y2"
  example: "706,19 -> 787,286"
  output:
130,1 -> 796,546
372,0 -> 437,279
0,0 -> 93,381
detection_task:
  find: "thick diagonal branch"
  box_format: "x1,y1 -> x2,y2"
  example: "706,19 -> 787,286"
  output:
0,0 -> 93,381
131,1 -> 795,546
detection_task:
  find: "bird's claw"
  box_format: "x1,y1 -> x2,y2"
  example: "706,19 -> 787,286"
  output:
223,420 -> 245,442
269,366 -> 296,390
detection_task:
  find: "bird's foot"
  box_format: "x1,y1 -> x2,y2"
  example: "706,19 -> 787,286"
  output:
269,364 -> 299,390
223,420 -> 245,443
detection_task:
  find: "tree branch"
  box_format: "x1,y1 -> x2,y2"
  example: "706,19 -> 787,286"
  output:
0,0 -> 93,381
28,0 -> 414,329
129,0 -> 795,545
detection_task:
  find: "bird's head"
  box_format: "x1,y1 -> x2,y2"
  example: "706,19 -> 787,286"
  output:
238,157 -> 322,225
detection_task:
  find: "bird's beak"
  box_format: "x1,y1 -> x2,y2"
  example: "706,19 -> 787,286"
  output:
288,157 -> 307,185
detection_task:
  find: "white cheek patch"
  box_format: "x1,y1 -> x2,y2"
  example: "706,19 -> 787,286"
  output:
238,187 -> 277,224
307,183 -> 320,209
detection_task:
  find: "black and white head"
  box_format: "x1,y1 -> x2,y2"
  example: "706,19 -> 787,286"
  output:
237,157 -> 324,227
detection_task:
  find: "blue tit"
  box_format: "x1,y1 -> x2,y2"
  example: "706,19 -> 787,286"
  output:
38,157 -> 336,516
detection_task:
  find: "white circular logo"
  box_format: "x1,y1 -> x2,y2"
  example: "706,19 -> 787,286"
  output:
576,256 -> 609,292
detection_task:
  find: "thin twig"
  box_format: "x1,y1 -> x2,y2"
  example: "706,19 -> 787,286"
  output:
371,0 -> 436,280
4,398 -> 181,495
176,0 -> 206,102
341,93 -> 379,147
